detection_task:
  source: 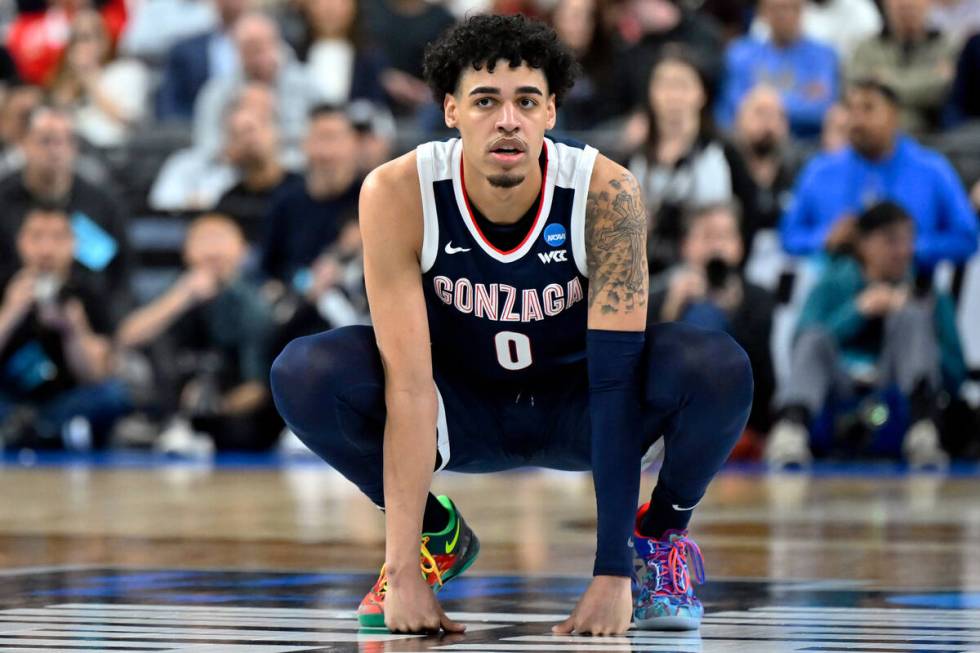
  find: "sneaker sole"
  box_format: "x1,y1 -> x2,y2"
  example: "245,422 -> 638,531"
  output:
356,531 -> 481,629
634,613 -> 702,631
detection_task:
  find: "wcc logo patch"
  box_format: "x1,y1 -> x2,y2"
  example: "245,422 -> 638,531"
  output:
538,249 -> 568,264
543,223 -> 566,247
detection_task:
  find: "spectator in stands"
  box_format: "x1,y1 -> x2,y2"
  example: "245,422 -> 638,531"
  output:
155,0 -> 249,122
767,201 -> 966,468
0,207 -> 130,450
117,214 -> 280,452
270,216 -> 368,362
214,103 -> 301,245
800,0 -> 882,59
348,98 -> 395,175
297,0 -> 388,107
7,0 -> 128,86
929,0 -> 980,49
718,0 -> 839,138
748,0 -> 881,59
733,85 -> 800,239
362,0 -> 456,119
628,49 -> 757,273
550,0 -> 617,131
781,79 -> 979,267
0,107 -> 131,314
648,202 -> 776,434
0,84 -> 43,179
261,104 -> 360,285
120,0 -> 222,63
821,101 -> 849,152
946,33 -> 980,125
610,0 -> 723,120
194,11 -> 321,155
848,0 -> 957,134
150,83 -> 295,212
47,10 -> 150,148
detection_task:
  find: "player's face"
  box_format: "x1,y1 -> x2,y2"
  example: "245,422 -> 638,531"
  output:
445,62 -> 556,189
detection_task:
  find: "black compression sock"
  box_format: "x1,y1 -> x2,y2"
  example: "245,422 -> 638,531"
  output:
638,485 -> 696,540
421,492 -> 450,534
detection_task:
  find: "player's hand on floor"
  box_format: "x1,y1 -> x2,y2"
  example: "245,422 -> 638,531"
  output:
384,572 -> 466,634
552,575 -> 632,636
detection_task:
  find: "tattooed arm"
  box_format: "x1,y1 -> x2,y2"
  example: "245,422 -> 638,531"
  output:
585,158 -> 649,330
554,156 -> 651,636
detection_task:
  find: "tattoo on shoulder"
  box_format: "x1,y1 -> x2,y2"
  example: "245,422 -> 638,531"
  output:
585,172 -> 649,315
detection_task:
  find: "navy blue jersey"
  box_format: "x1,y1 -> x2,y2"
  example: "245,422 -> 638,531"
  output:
417,136 -> 598,382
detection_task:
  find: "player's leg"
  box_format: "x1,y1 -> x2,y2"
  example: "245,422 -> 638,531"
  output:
269,326 -> 480,625
628,322 -> 752,630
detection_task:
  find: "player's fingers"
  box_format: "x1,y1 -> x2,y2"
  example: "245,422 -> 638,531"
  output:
552,617 -> 575,634
440,613 -> 467,633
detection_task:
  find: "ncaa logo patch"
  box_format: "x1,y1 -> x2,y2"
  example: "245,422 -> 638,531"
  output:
543,224 -> 567,248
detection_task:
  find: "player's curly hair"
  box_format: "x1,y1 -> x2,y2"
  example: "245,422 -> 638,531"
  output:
422,14 -> 580,107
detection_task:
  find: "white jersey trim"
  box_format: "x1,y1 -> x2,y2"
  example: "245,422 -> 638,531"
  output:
569,144 -> 598,277
417,141 -> 441,273
435,381 -> 450,472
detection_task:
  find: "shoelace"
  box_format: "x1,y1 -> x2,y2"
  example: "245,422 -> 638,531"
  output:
649,535 -> 706,595
374,537 -> 445,597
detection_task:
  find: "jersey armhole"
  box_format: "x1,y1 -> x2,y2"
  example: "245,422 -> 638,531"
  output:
571,145 -> 599,277
417,142 -> 441,273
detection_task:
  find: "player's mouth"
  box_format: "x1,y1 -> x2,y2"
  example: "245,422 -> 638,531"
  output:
488,139 -> 526,165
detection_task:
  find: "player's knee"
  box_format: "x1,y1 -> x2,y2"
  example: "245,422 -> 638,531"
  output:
270,333 -> 341,429
688,328 -> 754,414
270,336 -> 312,423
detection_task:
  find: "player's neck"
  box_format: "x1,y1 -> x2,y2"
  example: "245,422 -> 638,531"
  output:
462,157 -> 543,226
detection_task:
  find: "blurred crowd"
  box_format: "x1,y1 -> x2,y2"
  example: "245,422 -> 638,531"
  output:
0,0 -> 978,465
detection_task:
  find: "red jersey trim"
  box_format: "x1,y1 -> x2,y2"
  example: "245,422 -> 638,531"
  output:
458,145 -> 550,256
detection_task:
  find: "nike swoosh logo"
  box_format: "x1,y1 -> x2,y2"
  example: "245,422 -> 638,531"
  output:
445,518 -> 462,554
445,242 -> 471,255
672,503 -> 698,511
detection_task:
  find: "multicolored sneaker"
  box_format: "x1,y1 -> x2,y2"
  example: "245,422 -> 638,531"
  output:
630,502 -> 706,631
357,495 -> 480,628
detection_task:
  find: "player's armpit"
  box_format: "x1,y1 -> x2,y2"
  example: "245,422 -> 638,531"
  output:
584,161 -> 649,331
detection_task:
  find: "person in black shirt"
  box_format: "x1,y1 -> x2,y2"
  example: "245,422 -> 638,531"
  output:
0,207 -> 130,449
0,106 -> 131,319
261,104 -> 361,285
362,0 -> 456,117
213,103 -> 301,244
732,86 -> 801,248
118,214 -> 280,451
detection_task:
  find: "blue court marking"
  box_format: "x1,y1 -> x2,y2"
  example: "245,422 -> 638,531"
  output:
4,451 -> 980,477
887,593 -> 980,609
29,570 -> 589,604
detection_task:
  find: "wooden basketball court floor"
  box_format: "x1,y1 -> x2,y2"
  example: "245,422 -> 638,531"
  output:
1,453 -> 979,652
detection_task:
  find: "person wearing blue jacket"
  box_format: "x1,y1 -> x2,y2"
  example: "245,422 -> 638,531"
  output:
716,0 -> 839,137
781,78 -> 979,267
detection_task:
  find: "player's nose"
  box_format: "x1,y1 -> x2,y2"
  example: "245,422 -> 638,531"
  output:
495,102 -> 520,132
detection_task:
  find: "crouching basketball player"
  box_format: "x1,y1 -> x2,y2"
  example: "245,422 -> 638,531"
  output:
271,14 -> 752,636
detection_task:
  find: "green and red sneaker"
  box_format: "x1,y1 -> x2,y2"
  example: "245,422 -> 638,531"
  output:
357,495 -> 480,628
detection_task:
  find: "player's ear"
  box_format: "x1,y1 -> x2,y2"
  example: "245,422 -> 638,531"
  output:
444,93 -> 459,129
545,94 -> 557,130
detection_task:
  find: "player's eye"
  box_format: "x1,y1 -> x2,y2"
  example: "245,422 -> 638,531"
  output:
475,97 -> 495,108
519,98 -> 538,109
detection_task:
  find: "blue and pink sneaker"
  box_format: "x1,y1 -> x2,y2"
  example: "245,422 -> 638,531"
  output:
629,502 -> 706,630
